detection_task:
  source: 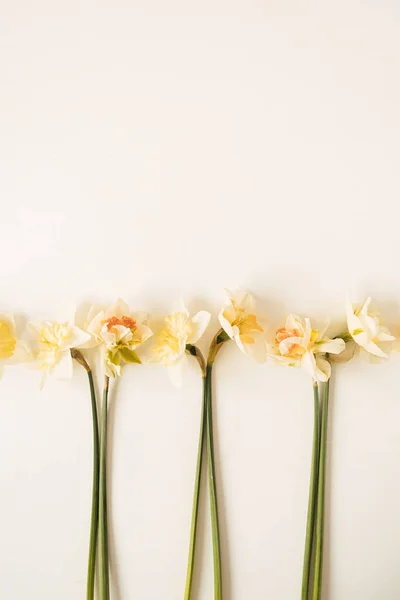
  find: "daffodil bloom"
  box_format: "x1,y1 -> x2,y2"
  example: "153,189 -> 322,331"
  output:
267,314 -> 345,382
0,314 -> 27,378
153,304 -> 211,386
28,320 -> 91,387
86,298 -> 153,377
218,289 -> 266,362
346,297 -> 395,358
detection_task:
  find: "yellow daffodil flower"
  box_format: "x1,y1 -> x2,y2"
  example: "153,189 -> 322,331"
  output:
346,297 -> 395,358
153,303 -> 211,386
218,289 -> 266,362
267,314 -> 345,381
86,298 -> 153,377
28,320 -> 91,387
0,314 -> 28,378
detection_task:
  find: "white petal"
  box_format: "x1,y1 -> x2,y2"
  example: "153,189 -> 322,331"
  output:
188,311 -> 211,344
346,297 -> 362,336
134,324 -> 153,345
105,298 -> 131,318
314,338 -> 345,355
376,328 -> 396,342
363,340 -> 388,358
52,351 -> 74,380
279,336 -> 305,356
314,356 -> 331,382
359,297 -> 372,316
235,331 -> 266,363
301,351 -> 318,381
218,309 -> 235,339
286,314 -> 305,335
66,326 -> 92,349
167,355 -> 188,388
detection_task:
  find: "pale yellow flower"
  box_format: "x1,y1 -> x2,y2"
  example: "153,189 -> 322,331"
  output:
218,289 -> 266,362
267,314 -> 345,382
28,320 -> 91,387
153,303 -> 211,386
346,297 -> 395,358
0,314 -> 27,378
86,298 -> 153,377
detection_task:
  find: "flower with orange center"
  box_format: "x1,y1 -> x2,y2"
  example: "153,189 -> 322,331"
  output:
85,298 -> 153,377
267,314 -> 345,382
218,289 -> 266,362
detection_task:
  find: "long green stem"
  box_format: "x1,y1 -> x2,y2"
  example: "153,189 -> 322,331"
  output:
311,380 -> 330,600
99,377 -> 110,600
86,370 -> 100,600
183,375 -> 207,600
301,383 -> 321,600
205,363 -> 222,599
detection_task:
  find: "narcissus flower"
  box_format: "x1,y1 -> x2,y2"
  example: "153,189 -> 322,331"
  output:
0,314 -> 28,378
267,314 -> 345,381
86,298 -> 153,377
218,290 -> 266,363
28,320 -> 91,387
346,297 -> 395,358
153,303 -> 211,386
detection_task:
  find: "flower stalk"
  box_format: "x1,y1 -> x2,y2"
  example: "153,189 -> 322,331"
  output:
184,345 -> 207,600
311,379 -> 330,600
99,376 -> 110,600
301,382 -> 320,600
70,349 -> 100,600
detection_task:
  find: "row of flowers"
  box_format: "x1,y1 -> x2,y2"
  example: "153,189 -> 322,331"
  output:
0,292 -> 394,384
1,291 -> 395,600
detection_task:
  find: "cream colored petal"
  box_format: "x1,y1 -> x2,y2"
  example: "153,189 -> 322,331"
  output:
314,338 -> 345,355
134,324 -> 153,345
244,336 -> 267,363
286,314 -> 305,335
52,351 -> 74,380
86,311 -> 105,339
303,318 -> 312,346
314,356 -> 331,382
218,309 -> 235,339
376,328 -> 396,342
167,355 -> 188,388
235,331 -> 266,363
105,298 -> 131,318
359,297 -> 372,316
64,326 -> 92,350
363,340 -> 388,358
268,353 -> 301,368
301,351 -> 318,381
346,298 -> 362,335
188,311 -> 211,344
132,311 -> 149,325
279,336 -> 305,356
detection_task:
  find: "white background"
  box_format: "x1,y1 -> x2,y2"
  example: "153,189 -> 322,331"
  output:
1,1 -> 400,598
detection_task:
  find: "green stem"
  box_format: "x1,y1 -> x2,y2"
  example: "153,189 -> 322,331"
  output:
311,380 -> 330,600
99,377 -> 110,600
301,383 -> 321,600
205,363 -> 222,599
86,370 -> 100,600
183,375 -> 207,600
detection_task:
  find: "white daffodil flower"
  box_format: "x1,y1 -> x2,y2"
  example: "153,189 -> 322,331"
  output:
153,303 -> 211,387
218,289 -> 266,363
86,298 -> 153,378
28,320 -> 91,388
0,313 -> 29,378
346,297 -> 395,358
267,314 -> 345,382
